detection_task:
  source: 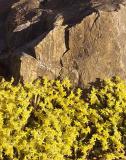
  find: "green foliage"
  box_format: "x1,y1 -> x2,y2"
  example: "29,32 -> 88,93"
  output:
0,77 -> 126,159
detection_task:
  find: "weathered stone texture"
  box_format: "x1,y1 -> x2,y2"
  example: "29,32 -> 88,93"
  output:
35,25 -> 67,78
61,10 -> 126,85
1,0 -> 126,85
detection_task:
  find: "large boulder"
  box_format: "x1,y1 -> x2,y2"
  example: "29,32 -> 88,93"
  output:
33,5 -> 126,86
60,7 -> 126,86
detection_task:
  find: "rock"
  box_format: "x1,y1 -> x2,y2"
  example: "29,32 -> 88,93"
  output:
90,0 -> 126,12
9,14 -> 66,82
4,0 -> 126,86
61,7 -> 126,86
9,51 -> 39,82
32,5 -> 126,86
10,51 -> 56,83
34,16 -> 67,78
5,0 -> 45,49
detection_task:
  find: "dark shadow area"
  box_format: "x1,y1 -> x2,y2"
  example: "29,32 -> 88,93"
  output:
0,0 -> 19,80
77,78 -> 105,102
0,0 -> 18,14
41,0 -> 95,27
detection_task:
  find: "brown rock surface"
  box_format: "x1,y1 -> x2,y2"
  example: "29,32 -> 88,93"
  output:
34,19 -> 67,78
2,0 -> 126,85
34,5 -> 126,86
10,50 -> 56,83
60,7 -> 126,86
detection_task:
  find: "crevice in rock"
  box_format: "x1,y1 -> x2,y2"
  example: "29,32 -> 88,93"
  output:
58,26 -> 70,78
64,27 -> 70,51
90,10 -> 100,31
60,27 -> 70,68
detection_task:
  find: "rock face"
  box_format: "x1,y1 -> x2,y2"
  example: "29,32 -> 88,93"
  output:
32,6 -> 126,86
60,9 -> 126,86
90,0 -> 126,12
1,0 -> 126,85
34,21 -> 67,78
5,0 -> 43,49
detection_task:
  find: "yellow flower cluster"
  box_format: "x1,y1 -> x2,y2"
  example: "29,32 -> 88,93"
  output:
0,77 -> 126,160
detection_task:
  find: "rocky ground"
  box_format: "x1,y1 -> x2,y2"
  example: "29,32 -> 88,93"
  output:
0,0 -> 126,86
